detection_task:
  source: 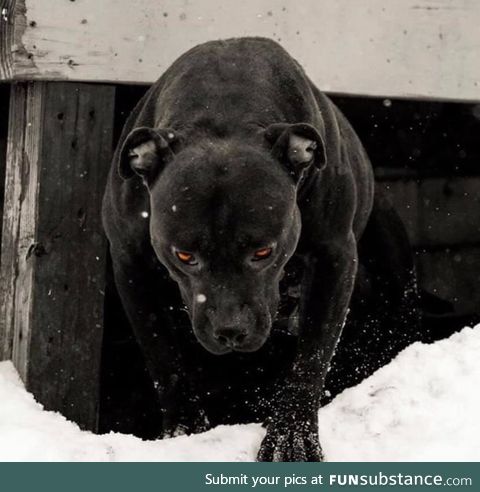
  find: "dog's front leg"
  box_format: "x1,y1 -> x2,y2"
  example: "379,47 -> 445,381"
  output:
111,254 -> 210,438
258,233 -> 357,462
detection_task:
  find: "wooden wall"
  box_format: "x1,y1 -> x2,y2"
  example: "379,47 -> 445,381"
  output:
0,82 -> 115,429
1,0 -> 480,101
380,178 -> 480,317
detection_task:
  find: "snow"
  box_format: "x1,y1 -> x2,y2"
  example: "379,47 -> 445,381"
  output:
0,325 -> 479,462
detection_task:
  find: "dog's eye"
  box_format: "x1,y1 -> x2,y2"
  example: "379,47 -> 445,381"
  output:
176,251 -> 197,265
252,247 -> 272,261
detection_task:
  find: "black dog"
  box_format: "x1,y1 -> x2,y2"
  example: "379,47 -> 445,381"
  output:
102,37 -> 420,461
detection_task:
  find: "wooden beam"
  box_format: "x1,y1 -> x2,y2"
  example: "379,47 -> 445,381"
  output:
0,0 -> 26,80
0,81 -> 115,430
1,0 -> 480,101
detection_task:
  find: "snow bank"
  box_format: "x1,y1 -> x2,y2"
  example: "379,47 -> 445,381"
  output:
1,325 -> 479,462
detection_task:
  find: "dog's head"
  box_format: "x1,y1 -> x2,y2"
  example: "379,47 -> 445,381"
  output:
118,124 -> 326,354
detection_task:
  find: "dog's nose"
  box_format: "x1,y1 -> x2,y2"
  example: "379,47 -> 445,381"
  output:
214,327 -> 248,348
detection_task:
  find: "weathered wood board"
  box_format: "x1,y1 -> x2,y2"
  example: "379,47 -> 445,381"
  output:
1,0 -> 480,101
0,81 -> 115,430
0,84 -> 8,241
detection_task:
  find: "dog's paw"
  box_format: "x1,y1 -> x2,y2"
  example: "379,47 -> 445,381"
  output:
257,415 -> 324,462
161,405 -> 210,438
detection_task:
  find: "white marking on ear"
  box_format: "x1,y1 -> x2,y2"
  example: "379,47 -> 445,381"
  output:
196,294 -> 207,303
288,134 -> 317,164
128,140 -> 157,168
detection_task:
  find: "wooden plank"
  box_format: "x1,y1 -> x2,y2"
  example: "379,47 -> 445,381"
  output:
0,82 -> 36,364
416,246 -> 480,316
378,177 -> 480,247
0,83 -> 8,245
0,81 -> 115,430
1,0 -> 480,100
0,0 -> 27,80
0,0 -> 15,79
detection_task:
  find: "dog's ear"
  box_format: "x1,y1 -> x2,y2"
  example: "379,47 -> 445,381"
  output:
264,123 -> 326,180
118,127 -> 177,182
